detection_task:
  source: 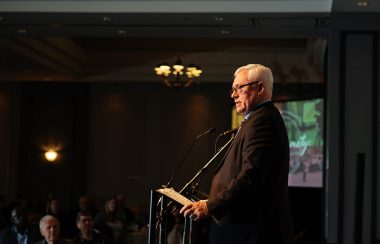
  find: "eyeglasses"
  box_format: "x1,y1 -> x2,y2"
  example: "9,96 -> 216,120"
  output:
230,81 -> 259,95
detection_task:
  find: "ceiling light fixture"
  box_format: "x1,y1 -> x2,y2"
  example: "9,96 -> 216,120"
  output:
221,30 -> 231,35
214,17 -> 224,22
357,1 -> 369,6
102,16 -> 112,22
154,56 -> 202,88
118,29 -> 127,35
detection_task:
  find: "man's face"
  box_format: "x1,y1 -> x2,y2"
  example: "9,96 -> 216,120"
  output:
40,218 -> 59,243
231,70 -> 259,115
10,208 -> 27,227
77,216 -> 94,235
50,200 -> 59,214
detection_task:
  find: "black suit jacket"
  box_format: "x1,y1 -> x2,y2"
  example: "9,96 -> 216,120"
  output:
0,226 -> 42,244
207,101 -> 293,244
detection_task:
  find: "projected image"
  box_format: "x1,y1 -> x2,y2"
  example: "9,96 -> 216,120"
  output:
275,99 -> 324,187
231,98 -> 324,187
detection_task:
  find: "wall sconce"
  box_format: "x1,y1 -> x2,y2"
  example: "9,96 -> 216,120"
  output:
45,149 -> 58,162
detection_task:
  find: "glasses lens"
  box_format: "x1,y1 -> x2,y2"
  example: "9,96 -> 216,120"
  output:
230,88 -> 235,95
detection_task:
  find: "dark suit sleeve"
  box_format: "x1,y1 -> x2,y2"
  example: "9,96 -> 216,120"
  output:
207,113 -> 277,218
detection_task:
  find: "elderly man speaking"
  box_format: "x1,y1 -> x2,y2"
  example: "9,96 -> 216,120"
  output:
180,64 -> 293,244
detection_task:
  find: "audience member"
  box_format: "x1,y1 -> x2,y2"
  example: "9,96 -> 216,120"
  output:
37,215 -> 64,244
78,197 -> 97,219
46,198 -> 69,239
67,195 -> 99,239
86,195 -> 99,219
0,206 -> 41,244
15,195 -> 40,226
94,197 -> 124,243
72,211 -> 109,244
115,194 -> 135,230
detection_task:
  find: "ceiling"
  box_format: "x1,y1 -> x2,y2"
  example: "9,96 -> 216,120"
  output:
0,0 -> 377,84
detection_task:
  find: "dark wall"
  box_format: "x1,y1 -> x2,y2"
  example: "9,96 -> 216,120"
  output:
0,85 -> 21,202
0,88 -> 13,198
86,83 -> 231,206
12,82 -> 231,209
17,83 -> 89,209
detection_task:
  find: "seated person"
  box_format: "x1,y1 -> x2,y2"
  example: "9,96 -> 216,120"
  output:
94,197 -> 124,243
37,215 -> 65,244
73,211 -> 109,244
46,198 -> 69,239
115,194 -> 135,229
0,206 -> 41,244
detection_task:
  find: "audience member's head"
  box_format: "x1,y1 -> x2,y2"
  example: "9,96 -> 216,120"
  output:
87,193 -> 99,209
116,194 -> 125,207
39,215 -> 60,244
10,206 -> 29,230
78,196 -> 90,212
76,211 -> 94,240
105,197 -> 117,214
46,198 -> 60,215
16,195 -> 32,211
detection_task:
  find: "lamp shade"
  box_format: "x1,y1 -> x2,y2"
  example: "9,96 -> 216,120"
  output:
45,150 -> 58,162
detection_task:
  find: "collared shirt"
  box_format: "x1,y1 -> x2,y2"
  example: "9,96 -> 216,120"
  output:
12,226 -> 28,244
244,99 -> 272,121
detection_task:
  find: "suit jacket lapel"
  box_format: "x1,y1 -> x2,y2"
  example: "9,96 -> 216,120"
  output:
213,136 -> 235,173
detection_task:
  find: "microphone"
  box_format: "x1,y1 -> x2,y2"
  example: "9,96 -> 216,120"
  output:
198,126 -> 216,138
164,126 -> 216,188
221,127 -> 239,136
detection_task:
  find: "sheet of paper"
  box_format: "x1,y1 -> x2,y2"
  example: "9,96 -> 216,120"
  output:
156,188 -> 193,206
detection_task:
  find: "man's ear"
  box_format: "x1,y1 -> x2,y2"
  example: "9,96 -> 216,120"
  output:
257,82 -> 265,94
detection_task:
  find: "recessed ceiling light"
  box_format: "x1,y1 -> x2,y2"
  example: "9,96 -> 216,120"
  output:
18,29 -> 27,34
357,1 -> 369,7
118,30 -> 127,35
103,16 -> 112,22
221,30 -> 230,35
214,17 -> 224,22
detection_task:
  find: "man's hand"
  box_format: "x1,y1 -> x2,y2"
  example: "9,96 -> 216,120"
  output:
179,200 -> 209,221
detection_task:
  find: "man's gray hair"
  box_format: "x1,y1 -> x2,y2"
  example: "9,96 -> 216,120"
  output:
39,215 -> 59,229
234,64 -> 274,95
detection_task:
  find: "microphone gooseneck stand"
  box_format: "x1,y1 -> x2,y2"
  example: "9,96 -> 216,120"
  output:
178,134 -> 235,197
152,126 -> 216,243
148,133 -> 236,244
164,126 -> 216,189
